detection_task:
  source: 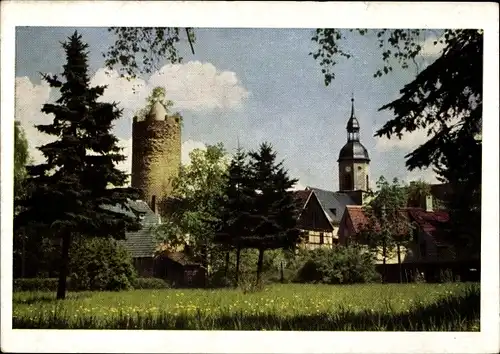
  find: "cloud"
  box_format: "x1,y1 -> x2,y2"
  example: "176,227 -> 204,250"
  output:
419,36 -> 446,58
288,180 -> 307,191
15,76 -> 55,164
405,167 -> 439,184
16,59 -> 248,164
91,61 -> 250,114
375,128 -> 430,152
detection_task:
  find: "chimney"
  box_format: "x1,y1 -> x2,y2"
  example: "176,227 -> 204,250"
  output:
425,195 -> 433,212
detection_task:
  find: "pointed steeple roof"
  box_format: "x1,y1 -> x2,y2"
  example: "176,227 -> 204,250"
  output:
147,101 -> 168,121
346,96 -> 360,132
338,95 -> 370,162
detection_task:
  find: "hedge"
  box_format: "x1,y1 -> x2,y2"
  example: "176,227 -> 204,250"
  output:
14,277 -> 171,291
13,278 -> 69,292
132,277 -> 171,289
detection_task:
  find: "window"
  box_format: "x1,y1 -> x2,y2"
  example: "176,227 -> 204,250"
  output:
330,208 -> 337,216
319,232 -> 324,244
366,175 -> 369,190
344,173 -> 353,190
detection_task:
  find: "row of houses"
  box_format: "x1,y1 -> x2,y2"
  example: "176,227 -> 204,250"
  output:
115,183 -> 478,286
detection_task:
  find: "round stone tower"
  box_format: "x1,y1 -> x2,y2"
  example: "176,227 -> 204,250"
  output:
131,101 -> 181,211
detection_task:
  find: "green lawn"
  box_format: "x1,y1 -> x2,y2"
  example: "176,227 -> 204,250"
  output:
12,282 -> 480,330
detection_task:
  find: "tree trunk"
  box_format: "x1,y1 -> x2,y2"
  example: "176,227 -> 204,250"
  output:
280,261 -> 284,283
224,250 -> 230,278
235,245 -> 241,286
382,240 -> 387,283
21,232 -> 26,278
397,243 -> 403,283
56,233 -> 71,300
256,248 -> 264,286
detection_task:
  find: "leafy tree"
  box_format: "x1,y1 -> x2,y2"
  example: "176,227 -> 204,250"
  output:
434,134 -> 481,257
69,236 -> 137,291
104,27 -> 196,78
14,121 -> 30,203
13,121 -> 32,278
135,86 -> 180,122
296,246 -> 379,284
357,176 -> 413,283
14,32 -> 140,299
245,142 -> 302,285
156,143 -> 229,279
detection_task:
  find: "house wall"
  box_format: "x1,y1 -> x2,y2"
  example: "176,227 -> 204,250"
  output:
297,193 -> 335,249
133,257 -> 155,277
299,230 -> 335,250
338,212 -> 352,245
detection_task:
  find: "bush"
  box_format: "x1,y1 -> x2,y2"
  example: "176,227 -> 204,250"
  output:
13,278 -> 60,292
69,237 -> 137,291
133,277 -> 171,289
296,246 -> 379,284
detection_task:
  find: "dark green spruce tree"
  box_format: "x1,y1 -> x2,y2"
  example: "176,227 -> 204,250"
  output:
14,32 -> 140,299
246,142 -> 301,285
216,147 -> 255,286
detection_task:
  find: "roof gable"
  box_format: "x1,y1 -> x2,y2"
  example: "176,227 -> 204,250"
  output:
307,187 -> 356,224
291,190 -> 312,218
103,199 -> 161,258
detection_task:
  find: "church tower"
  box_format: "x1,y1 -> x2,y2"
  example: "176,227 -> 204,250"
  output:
131,101 -> 181,212
337,97 -> 370,201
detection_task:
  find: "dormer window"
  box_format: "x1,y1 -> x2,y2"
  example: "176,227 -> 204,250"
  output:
330,208 -> 337,216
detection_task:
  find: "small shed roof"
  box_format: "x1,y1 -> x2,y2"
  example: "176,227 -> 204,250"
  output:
103,199 -> 161,258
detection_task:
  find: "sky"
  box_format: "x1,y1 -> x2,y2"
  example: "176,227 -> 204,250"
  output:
15,27 -> 444,191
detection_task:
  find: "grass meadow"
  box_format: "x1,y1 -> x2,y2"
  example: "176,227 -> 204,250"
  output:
12,282 -> 480,331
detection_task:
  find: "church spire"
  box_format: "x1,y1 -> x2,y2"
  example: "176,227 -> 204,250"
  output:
350,93 -> 355,119
346,95 -> 360,141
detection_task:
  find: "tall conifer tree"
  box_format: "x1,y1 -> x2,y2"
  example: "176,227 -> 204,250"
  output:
15,32 -> 139,299
246,143 -> 301,285
217,147 -> 254,285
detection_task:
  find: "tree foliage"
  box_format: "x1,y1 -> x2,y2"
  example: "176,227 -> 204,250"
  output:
14,32 -> 140,299
216,147 -> 255,285
104,27 -> 196,78
358,176 -> 414,282
376,30 -> 482,171
14,121 -> 30,202
296,246 -> 379,284
134,86 -> 177,121
69,236 -> 137,291
311,29 -> 431,85
156,143 -> 229,274
246,142 -> 302,284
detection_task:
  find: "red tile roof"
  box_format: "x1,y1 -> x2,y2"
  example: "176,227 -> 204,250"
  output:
344,206 -> 450,244
345,206 -> 371,234
406,207 -> 451,246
